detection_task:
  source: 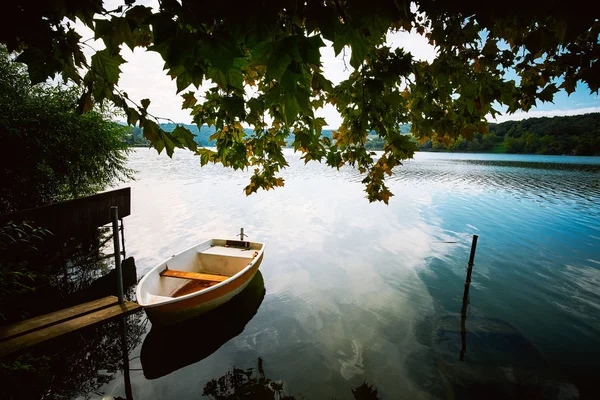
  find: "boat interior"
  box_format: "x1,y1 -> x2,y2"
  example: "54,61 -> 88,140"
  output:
139,240 -> 263,305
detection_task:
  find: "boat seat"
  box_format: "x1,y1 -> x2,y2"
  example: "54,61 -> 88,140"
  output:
159,267 -> 229,283
199,246 -> 256,258
146,294 -> 173,305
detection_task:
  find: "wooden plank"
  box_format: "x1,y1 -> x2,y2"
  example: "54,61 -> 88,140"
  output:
0,301 -> 141,358
0,187 -> 131,237
0,296 -> 119,341
160,269 -> 229,283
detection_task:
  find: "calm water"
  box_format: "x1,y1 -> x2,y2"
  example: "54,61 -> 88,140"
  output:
97,150 -> 600,399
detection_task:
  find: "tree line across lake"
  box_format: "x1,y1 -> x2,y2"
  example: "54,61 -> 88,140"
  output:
125,113 -> 600,156
417,113 -> 600,155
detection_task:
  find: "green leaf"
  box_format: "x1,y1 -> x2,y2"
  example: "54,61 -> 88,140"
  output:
206,35 -> 244,70
313,117 -> 327,135
78,91 -> 94,113
161,131 -> 177,157
176,73 -> 192,93
295,87 -> 312,116
332,36 -> 346,57
227,68 -> 245,90
282,93 -> 300,125
132,25 -> 153,47
190,66 -> 205,88
221,95 -> 246,119
149,13 -> 177,54
349,31 -> 368,69
66,28 -> 86,68
267,51 -> 292,81
15,47 -> 54,84
140,98 -> 150,110
197,148 -> 217,166
126,5 -> 153,25
172,126 -> 198,151
561,77 -> 577,95
206,66 -> 228,87
91,49 -> 125,85
251,41 -> 275,65
263,85 -> 281,108
280,69 -> 298,95
95,17 -> 135,51
303,36 -> 326,65
181,92 -> 197,109
126,107 -> 140,126
312,73 -> 334,92
143,119 -> 161,147
538,84 -> 558,102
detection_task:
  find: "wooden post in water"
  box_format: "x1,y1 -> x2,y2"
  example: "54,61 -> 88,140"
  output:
460,234 -> 478,361
463,234 -> 479,300
111,206 -> 124,303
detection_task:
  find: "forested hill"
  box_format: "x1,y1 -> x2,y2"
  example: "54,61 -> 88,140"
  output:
124,123 -> 246,146
124,123 -> 334,147
488,113 -> 600,155
419,113 -> 600,155
160,123 -> 243,146
123,114 -> 600,156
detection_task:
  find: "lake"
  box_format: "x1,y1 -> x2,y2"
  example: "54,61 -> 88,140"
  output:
97,149 -> 600,399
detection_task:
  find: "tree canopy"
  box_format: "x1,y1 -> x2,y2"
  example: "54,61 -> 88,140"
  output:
0,46 -> 132,215
2,0 -> 599,202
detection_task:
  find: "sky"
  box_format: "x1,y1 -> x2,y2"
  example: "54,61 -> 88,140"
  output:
76,0 -> 600,128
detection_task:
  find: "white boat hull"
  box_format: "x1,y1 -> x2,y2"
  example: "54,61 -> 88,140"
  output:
136,239 -> 265,325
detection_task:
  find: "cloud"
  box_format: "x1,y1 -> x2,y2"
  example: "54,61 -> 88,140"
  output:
386,30 -> 437,63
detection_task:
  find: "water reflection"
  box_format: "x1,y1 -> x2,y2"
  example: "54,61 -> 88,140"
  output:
98,150 -> 600,399
120,316 -> 134,400
406,268 -> 581,399
417,315 -> 578,399
0,307 -> 144,400
141,271 -> 266,379
202,357 -> 380,400
0,221 -> 145,400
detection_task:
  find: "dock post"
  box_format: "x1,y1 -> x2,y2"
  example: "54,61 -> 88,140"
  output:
120,217 -> 127,260
111,206 -> 124,303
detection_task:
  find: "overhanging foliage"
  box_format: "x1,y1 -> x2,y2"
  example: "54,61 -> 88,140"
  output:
3,0 -> 599,202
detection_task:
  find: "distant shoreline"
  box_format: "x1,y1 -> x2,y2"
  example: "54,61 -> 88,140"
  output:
125,112 -> 600,156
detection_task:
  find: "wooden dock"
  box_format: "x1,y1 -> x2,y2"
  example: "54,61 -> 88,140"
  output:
0,187 -> 131,237
0,188 -> 141,358
0,296 -> 141,358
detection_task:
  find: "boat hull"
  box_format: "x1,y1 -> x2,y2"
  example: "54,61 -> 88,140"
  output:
140,271 -> 266,379
143,253 -> 263,325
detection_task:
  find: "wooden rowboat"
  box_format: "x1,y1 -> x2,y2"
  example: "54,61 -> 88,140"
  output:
140,271 -> 266,379
136,238 -> 265,325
